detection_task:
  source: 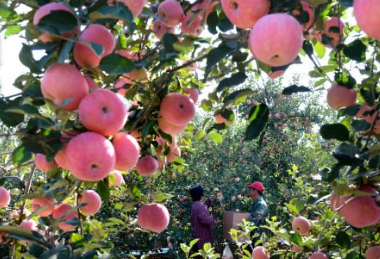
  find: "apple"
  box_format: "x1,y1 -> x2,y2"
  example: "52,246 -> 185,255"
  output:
41,64 -> 89,111
158,117 -> 187,135
292,216 -> 311,235
152,19 -> 174,39
366,246 -> 380,259
356,104 -> 380,134
193,0 -> 218,19
181,13 -> 203,36
122,68 -> 148,86
35,153 -> 56,172
20,219 -> 38,231
65,132 -> 116,182
252,246 -> 269,259
309,252 -> 328,259
221,0 -> 270,29
292,245 -> 302,253
158,0 -> 185,27
354,0 -> 380,40
112,132 -> 140,171
52,204 -> 78,231
78,190 -> 102,215
292,1 -> 314,31
0,187 -> 11,208
160,93 -> 196,126
54,144 -> 69,170
136,156 -> 159,176
340,185 -> 380,228
138,203 -> 170,233
249,14 -> 303,67
108,170 -> 124,187
167,146 -> 181,162
31,196 -> 55,217
326,84 -> 357,110
0,231 -> 10,244
183,88 -> 199,103
268,70 -> 286,79
33,3 -> 77,42
215,113 -> 233,125
112,0 -> 147,18
73,24 -> 116,68
317,17 -> 345,48
79,89 -> 129,136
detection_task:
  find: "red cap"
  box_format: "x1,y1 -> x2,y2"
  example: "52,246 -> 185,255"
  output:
245,181 -> 265,192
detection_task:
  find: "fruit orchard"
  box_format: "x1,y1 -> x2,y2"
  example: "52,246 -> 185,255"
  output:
0,0 -> 380,258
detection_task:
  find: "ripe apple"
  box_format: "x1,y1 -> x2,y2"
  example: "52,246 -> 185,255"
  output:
0,187 -> 11,208
54,144 -> 69,170
340,185 -> 380,228
193,0 -> 218,19
158,117 -> 187,135
136,156 -> 159,176
292,216 -> 311,235
292,1 -> 314,31
112,0 -> 147,18
326,84 -> 357,110
167,146 -> 181,162
33,3 -> 77,42
366,246 -> 380,259
78,190 -> 102,215
31,196 -> 55,217
79,89 -> 129,136
356,104 -> 380,134
65,132 -> 116,182
317,17 -> 345,48
292,245 -> 302,253
181,13 -> 203,36
20,219 -> 38,231
160,93 -> 196,126
41,64 -> 89,111
138,203 -> 170,233
268,70 -> 286,79
108,170 -> 124,187
249,14 -> 303,67
73,24 -> 116,68
221,0 -> 270,29
183,88 -> 199,103
158,0 -> 185,27
309,252 -> 328,259
112,132 -> 140,171
215,113 -> 233,125
35,153 -> 56,172
252,246 -> 269,259
122,68 -> 148,86
52,204 -> 78,231
152,19 -> 174,39
354,0 -> 380,40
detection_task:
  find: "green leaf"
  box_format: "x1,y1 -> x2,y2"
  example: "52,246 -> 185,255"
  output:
5,25 -> 21,37
19,44 -> 41,73
99,54 -> 135,74
163,33 -> 180,54
153,192 -> 173,202
333,143 -> 360,165
97,180 -> 110,203
217,72 -> 247,92
336,231 -> 351,249
209,132 -> 223,143
290,232 -> 302,246
180,244 -> 190,254
207,11 -> 218,34
245,104 -> 269,141
224,89 -> 255,105
196,129 -> 205,140
130,184 -> 141,198
29,243 -> 46,258
320,124 -> 350,141
339,0 -> 353,7
282,85 -> 311,95
39,246 -> 72,259
57,39 -> 74,63
89,2 -> 133,24
189,239 -> 199,248
12,146 -> 32,165
206,44 -> 233,72
335,71 -> 356,89
351,120 -> 371,132
141,120 -> 154,139
200,99 -> 212,112
37,10 -> 77,37
173,38 -> 194,53
0,98 -> 25,127
70,233 -> 85,244
343,39 -> 367,62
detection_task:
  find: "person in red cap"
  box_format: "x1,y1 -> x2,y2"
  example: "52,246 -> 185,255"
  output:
245,181 -> 268,229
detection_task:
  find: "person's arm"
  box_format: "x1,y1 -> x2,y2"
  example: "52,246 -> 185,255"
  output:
197,205 -> 216,226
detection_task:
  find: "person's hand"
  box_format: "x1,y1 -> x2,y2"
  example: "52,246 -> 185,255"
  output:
204,197 -> 212,207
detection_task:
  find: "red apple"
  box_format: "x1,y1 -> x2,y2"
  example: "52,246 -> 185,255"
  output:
138,203 -> 170,233
158,117 -> 187,135
181,13 -> 203,36
65,132 -> 116,182
152,19 -> 174,39
136,156 -> 159,176
31,196 -> 55,217
78,190 -> 102,215
252,246 -> 269,259
326,84 -> 357,110
309,252 -> 328,259
108,170 -> 124,187
112,132 -> 140,171
249,14 -> 303,67
293,2 -> 314,31
160,93 -> 196,126
158,0 -> 185,27
0,187 -> 11,208
41,64 -> 89,111
20,219 -> 38,231
292,216 -> 311,235
317,17 -> 345,48
79,89 -> 129,136
35,153 -> 56,172
366,246 -> 380,259
221,0 -> 270,29
73,24 -> 116,68
52,204 -> 78,232
112,0 -> 147,18
354,0 -> 380,40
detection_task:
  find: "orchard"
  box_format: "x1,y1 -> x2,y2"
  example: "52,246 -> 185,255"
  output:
0,0 -> 380,258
